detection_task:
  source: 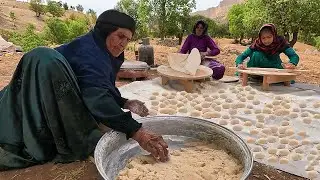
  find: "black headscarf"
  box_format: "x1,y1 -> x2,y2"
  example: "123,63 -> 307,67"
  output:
92,9 -> 136,58
192,20 -> 208,36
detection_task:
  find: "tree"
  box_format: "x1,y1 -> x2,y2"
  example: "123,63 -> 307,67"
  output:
29,0 -> 46,17
136,0 -> 152,38
76,4 -> 84,12
70,6 -> 75,10
9,11 -> 17,28
86,9 -> 97,28
47,0 -> 64,17
63,3 -> 69,10
228,4 -> 245,42
57,1 -> 63,7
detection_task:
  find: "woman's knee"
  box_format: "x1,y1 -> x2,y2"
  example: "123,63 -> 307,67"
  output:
212,65 -> 225,80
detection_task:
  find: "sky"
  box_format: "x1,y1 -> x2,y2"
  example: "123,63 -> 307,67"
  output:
18,0 -> 222,15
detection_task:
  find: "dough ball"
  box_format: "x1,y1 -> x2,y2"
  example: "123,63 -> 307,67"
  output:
256,123 -> 264,129
267,136 -> 277,143
280,138 -> 289,144
291,153 -> 303,161
254,109 -> 262,114
265,103 -> 273,109
150,106 -> 159,111
205,97 -> 214,102
311,160 -> 319,166
252,146 -> 262,152
301,112 -> 310,117
229,86 -> 236,91
159,108 -> 176,115
230,119 -> 240,125
297,131 -> 307,137
256,114 -> 265,121
186,95 -> 194,101
262,128 -> 271,134
254,152 -> 265,159
202,93 -> 210,98
162,92 -> 169,97
263,108 -> 272,114
231,89 -> 238,93
220,94 -> 227,99
283,103 -> 291,109
307,155 -> 316,161
211,112 -> 221,118
237,87 -> 244,91
250,129 -> 259,135
210,103 -> 217,108
244,86 -> 252,91
285,129 -> 295,136
257,138 -> 267,145
182,99 -> 188,103
167,105 -> 177,110
278,127 -> 288,134
232,125 -> 243,131
247,104 -> 254,109
281,121 -> 290,126
272,100 -> 281,106
288,139 -> 299,146
247,95 -> 254,100
229,109 -> 237,115
177,96 -> 186,101
278,134 -> 287,138
191,93 -> 198,98
313,102 -> 320,108
289,113 -> 299,119
268,115 -> 277,120
279,158 -> 289,164
201,102 -> 211,108
179,91 -> 187,96
239,97 -> 246,102
253,100 -> 260,105
211,94 -> 219,99
238,103 -> 246,108
222,115 -> 230,119
299,103 -> 307,108
222,103 -> 231,109
274,96 -> 283,100
302,139 -> 311,145
275,109 -> 290,116
244,109 -> 252,114
225,98 -> 233,103
202,108 -> 211,114
270,126 -> 278,133
178,107 -> 188,113
303,117 -> 312,124
244,121 -> 252,126
218,119 -> 228,126
167,95 -> 175,99
305,165 -> 315,171
170,99 -> 178,105
316,144 -> 320,150
215,101 -> 222,105
293,108 -> 300,112
277,144 -> 286,149
247,137 -> 256,144
202,112 -> 220,119
314,114 -> 320,119
268,156 -> 278,163
190,102 -> 197,107
306,171 -> 318,180
159,103 -> 166,108
149,95 -> 157,100
214,106 -> 222,112
249,90 -> 257,95
148,109 -> 158,116
190,110 -> 201,117
218,89 -> 226,94
194,104 -> 202,111
177,102 -> 184,108
295,148 -> 304,154
151,100 -> 160,106
284,99 -> 291,103
268,148 -> 277,154
310,149 -> 318,155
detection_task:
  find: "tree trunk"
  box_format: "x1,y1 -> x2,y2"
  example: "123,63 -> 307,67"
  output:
284,32 -> 290,42
178,33 -> 183,45
289,32 -> 298,47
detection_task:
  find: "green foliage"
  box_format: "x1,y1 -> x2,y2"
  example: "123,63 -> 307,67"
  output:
9,24 -> 47,52
228,4 -> 245,39
47,0 -> 65,17
63,3 -> 69,10
0,29 -> 13,41
76,4 -> 84,12
315,37 -> 320,50
29,0 -> 46,17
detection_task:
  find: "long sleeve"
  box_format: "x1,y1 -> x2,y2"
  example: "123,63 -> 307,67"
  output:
236,48 -> 253,66
283,47 -> 299,66
180,35 -> 192,54
207,37 -> 220,56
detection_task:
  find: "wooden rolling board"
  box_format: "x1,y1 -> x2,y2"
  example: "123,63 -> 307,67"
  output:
237,69 -> 297,76
157,65 -> 213,92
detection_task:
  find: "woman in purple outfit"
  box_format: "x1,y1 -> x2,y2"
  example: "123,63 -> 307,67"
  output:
180,20 -> 225,80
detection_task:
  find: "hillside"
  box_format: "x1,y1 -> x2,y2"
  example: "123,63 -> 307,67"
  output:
192,0 -> 244,22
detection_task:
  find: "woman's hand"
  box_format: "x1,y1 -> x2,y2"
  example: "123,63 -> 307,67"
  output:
237,64 -> 246,69
200,52 -> 209,59
282,63 -> 296,69
132,128 -> 169,162
123,99 -> 149,117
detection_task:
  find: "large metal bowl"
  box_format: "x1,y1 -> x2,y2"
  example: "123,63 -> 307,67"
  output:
95,116 -> 253,180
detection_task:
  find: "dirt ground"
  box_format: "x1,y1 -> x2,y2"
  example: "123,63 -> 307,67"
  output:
0,39 -> 317,179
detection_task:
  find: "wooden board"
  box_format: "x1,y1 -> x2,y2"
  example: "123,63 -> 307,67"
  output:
157,65 -> 213,80
230,67 -> 309,73
237,69 -> 297,76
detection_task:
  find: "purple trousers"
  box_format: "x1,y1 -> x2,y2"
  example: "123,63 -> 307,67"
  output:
202,58 -> 225,80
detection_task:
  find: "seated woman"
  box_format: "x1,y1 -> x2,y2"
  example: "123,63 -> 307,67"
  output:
236,24 -> 299,77
180,20 -> 225,80
0,10 -> 168,170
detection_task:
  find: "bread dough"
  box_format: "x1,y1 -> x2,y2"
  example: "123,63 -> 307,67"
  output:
220,94 -> 227,99
268,148 -> 277,154
254,152 -> 265,159
285,129 -> 295,136
230,119 -> 240,125
239,97 -> 246,102
244,86 -> 252,91
231,89 -> 238,93
310,149 -> 318,155
232,125 -> 243,131
277,144 -> 286,149
267,136 -> 277,143
288,139 -> 299,146
195,104 -> 202,111
292,108 -> 300,112
205,97 -> 214,102
244,121 -> 252,126
280,138 -> 289,144
179,91 -> 187,96
290,153 -> 302,161
263,108 -> 272,114
295,148 -> 304,154
297,131 -> 307,137
256,123 -> 264,129
278,127 -> 288,134
252,146 -> 262,152
222,103 -> 231,109
302,139 -> 311,145
117,143 -> 244,180
316,144 -> 320,150
250,129 -> 259,135
177,102 -> 184,108
272,100 -> 281,106
279,158 -> 289,164
247,95 -> 254,100
202,108 -> 211,114
314,114 -> 320,119
162,92 -> 169,97
201,102 -> 211,108
306,171 -> 318,179
202,112 -> 220,119
257,138 -> 267,145
149,109 -> 158,116
305,164 -> 314,171
214,106 -> 222,112
275,109 -> 290,116
268,156 -> 278,163
159,103 -> 166,108
218,89 -> 226,94
254,109 -> 262,114
225,98 -> 233,103
159,108 -> 176,115
303,117 -> 312,124
229,109 -> 237,115
167,95 -> 175,99
150,106 -> 159,111
313,102 -> 320,108
265,103 -> 273,109
149,96 -> 157,100
301,112 -> 310,117
244,109 -> 252,114
274,96 -> 283,100
281,121 -> 290,126
247,138 -> 256,144
152,92 -> 160,96
168,105 -> 177,110
182,99 -> 188,103
283,104 -> 291,109
222,115 -> 230,119
215,101 -> 222,105
299,103 -> 307,108
170,99 -> 178,105
310,160 -> 319,166
256,114 -> 265,121
190,110 -> 201,117
253,100 -> 260,105
289,113 -> 298,119
178,107 -> 188,113
262,128 -> 271,134
218,119 -> 228,126
211,94 -> 219,100
270,126 -> 278,133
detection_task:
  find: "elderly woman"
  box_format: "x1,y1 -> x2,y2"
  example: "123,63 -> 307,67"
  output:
180,20 -> 225,80
0,10 -> 168,170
